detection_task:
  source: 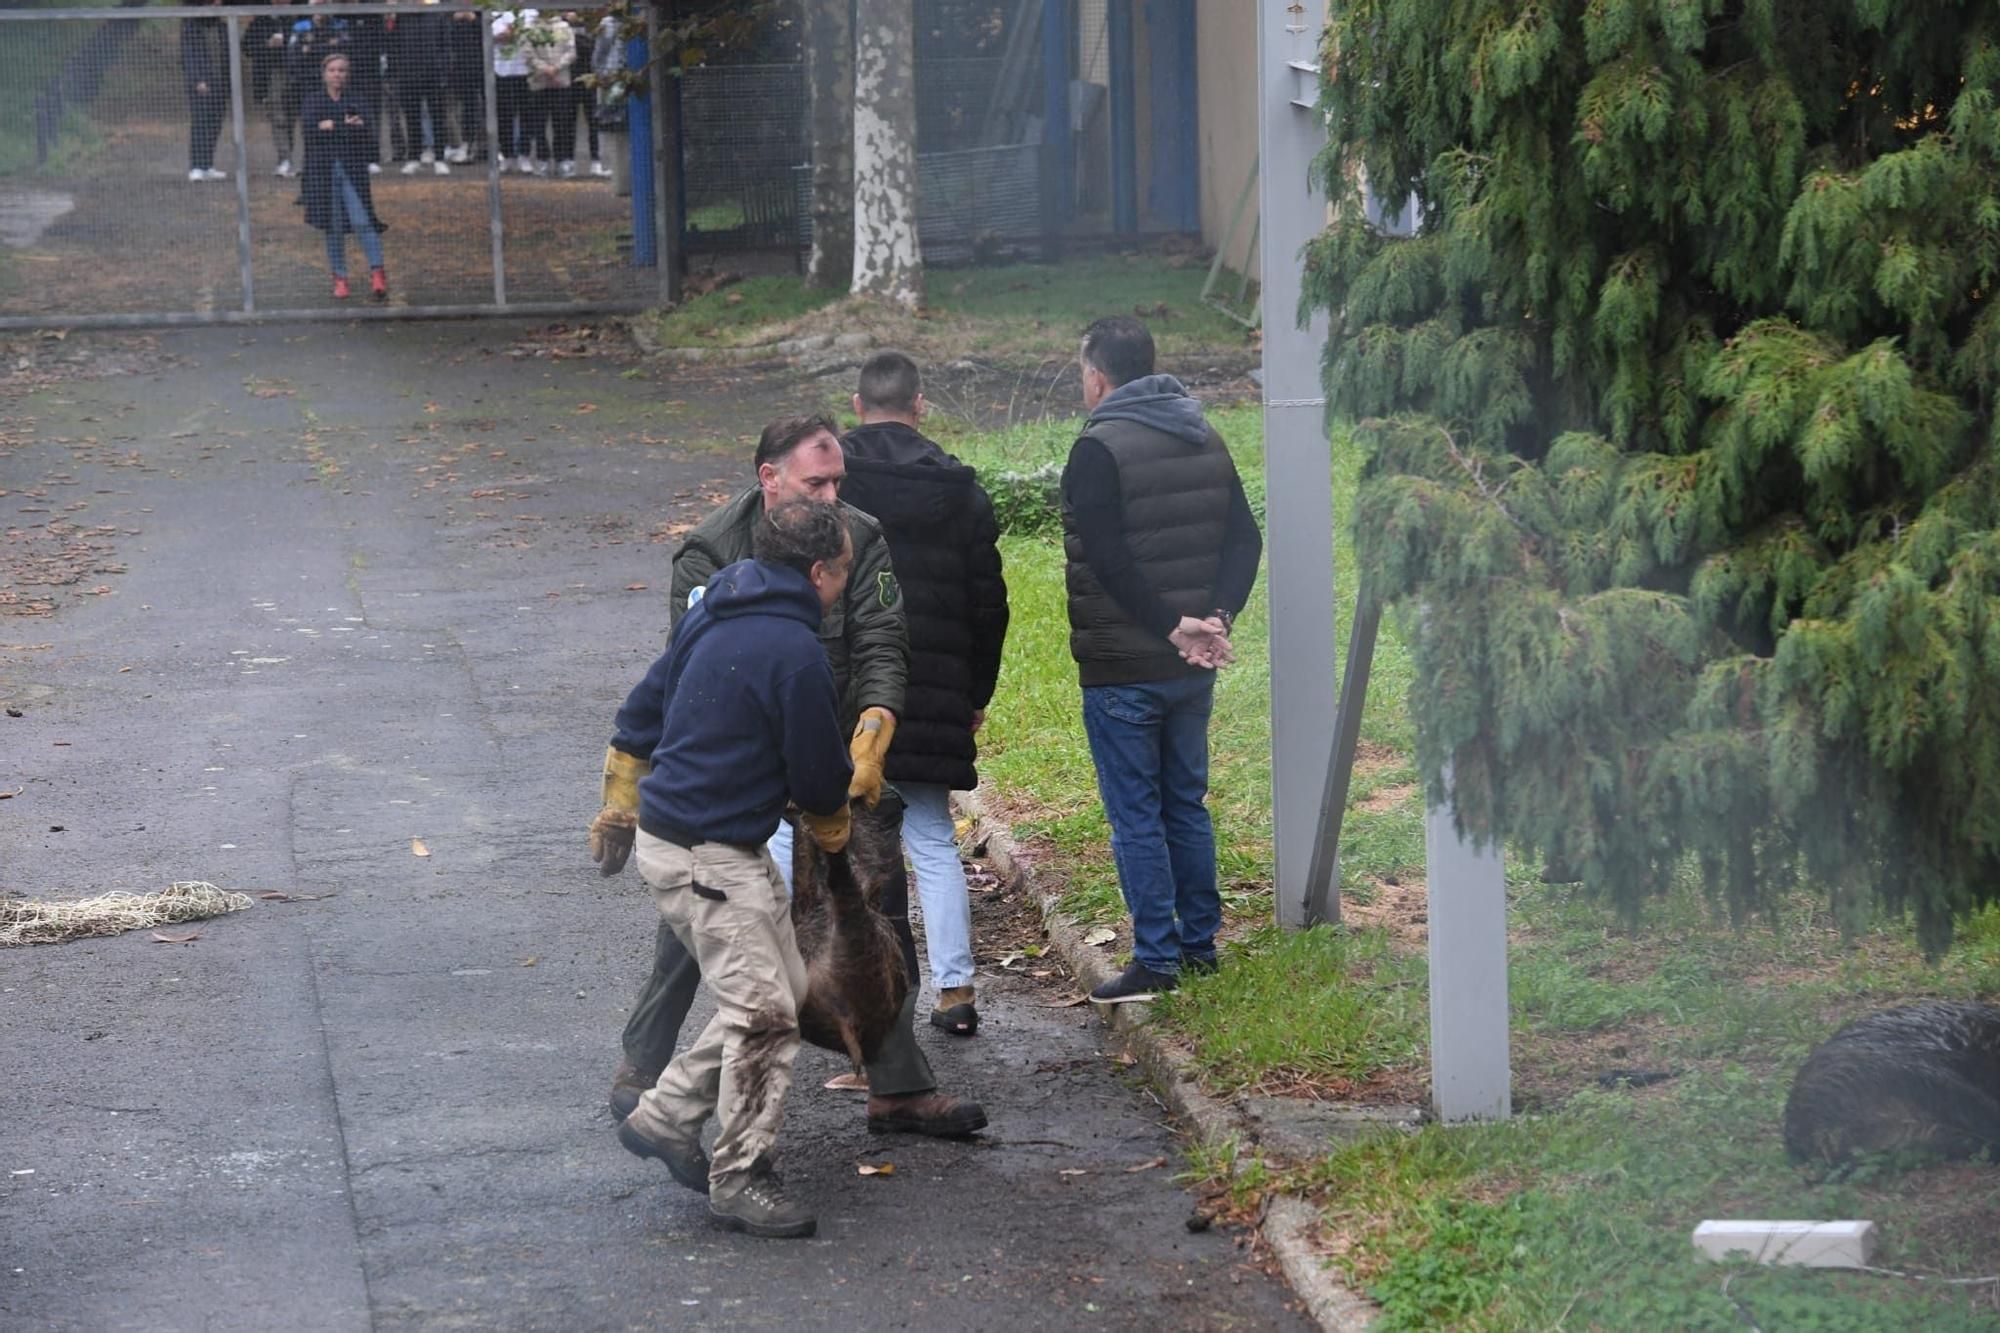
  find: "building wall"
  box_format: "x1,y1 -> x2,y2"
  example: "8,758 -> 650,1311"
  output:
1195,1 -> 1258,276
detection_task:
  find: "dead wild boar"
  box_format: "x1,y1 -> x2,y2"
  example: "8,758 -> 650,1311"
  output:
788,797 -> 912,1074
1783,1001 -> 2000,1166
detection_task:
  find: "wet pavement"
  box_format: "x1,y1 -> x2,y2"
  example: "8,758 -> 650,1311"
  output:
0,321 -> 1309,1331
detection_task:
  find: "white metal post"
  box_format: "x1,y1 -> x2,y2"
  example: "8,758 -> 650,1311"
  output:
1426,769 -> 1511,1122
1257,0 -> 1337,929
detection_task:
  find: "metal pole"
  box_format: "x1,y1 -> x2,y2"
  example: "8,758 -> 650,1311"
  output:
627,30 -> 655,268
1041,0 -> 1071,233
482,14 -> 506,307
1427,771 -> 1511,1122
225,14 -> 256,313
648,3 -> 675,304
1302,598 -> 1380,925
1257,0 -> 1337,929
1106,0 -> 1137,234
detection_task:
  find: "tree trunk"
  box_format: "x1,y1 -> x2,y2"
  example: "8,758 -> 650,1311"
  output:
805,0 -> 854,289
849,0 -> 922,310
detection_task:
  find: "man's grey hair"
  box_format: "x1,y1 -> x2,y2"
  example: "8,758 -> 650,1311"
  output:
753,500 -> 848,578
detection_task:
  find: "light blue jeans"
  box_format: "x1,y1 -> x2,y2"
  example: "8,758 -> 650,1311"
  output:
900,782 -> 974,990
325,160 -> 384,277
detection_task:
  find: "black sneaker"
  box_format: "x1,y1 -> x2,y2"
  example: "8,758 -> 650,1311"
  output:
1090,961 -> 1178,1004
1181,952 -> 1220,977
709,1159 -> 816,1239
616,1119 -> 711,1195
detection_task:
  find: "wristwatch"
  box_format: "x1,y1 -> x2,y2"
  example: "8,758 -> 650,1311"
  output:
1212,608 -> 1235,633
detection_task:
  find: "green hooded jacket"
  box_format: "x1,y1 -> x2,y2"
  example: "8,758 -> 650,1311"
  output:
668,486 -> 907,728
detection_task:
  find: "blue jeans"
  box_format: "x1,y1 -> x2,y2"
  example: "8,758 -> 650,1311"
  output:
1081,675 -> 1220,976
900,782 -> 974,989
325,162 -> 384,277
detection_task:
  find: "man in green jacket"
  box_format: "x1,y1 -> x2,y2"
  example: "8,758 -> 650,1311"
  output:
593,413 -> 988,1138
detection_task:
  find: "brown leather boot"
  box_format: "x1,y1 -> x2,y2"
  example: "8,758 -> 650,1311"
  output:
929,985 -> 979,1036
608,1059 -> 655,1123
866,1089 -> 988,1137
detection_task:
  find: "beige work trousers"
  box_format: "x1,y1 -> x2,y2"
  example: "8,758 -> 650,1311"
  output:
627,830 -> 810,1190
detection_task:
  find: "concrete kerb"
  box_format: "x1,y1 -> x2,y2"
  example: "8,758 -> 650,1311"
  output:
955,787 -> 1387,1333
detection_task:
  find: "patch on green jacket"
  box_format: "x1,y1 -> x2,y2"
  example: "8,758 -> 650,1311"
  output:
876,571 -> 900,609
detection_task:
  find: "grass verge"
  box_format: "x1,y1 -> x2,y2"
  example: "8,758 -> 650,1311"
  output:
648,249 -> 1259,363
955,404 -> 2000,1329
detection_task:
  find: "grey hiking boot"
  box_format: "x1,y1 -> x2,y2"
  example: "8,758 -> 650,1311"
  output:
709,1159 -> 816,1239
616,1119 -> 711,1195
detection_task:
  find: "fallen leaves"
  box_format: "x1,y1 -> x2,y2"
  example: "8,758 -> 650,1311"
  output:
411,839 -> 431,858
0,787 -> 20,799
624,582 -> 648,591
150,930 -> 199,945
855,1162 -> 894,1177
257,890 -> 334,902
1125,1156 -> 1168,1173
1083,926 -> 1117,947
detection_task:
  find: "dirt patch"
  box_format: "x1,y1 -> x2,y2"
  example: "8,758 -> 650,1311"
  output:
1355,781 -> 1418,814
1344,877 -> 1429,950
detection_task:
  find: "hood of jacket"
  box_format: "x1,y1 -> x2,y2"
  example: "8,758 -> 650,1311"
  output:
695,557 -> 823,630
1085,373 -> 1211,446
839,422 -> 978,529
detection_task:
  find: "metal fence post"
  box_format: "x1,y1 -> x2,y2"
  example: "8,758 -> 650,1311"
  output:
225,13 -> 255,313
483,13 -> 506,307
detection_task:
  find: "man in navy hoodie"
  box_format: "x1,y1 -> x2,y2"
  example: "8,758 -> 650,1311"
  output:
591,500 -> 856,1240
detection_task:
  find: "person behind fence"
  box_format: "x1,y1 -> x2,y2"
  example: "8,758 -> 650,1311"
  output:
240,0 -> 299,179
443,3 -> 485,165
561,12 -> 608,178
596,500 -> 858,1239
490,9 -> 535,173
587,11 -> 624,182
302,53 -> 390,301
337,0 -> 387,174
1062,316 -> 1264,1004
836,352 -> 1010,1037
603,414 -> 989,1141
181,0 -> 229,183
287,0 -> 352,192
390,0 -> 452,175
523,8 -> 575,177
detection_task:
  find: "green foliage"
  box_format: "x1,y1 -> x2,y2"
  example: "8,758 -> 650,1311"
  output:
1311,0 -> 2000,952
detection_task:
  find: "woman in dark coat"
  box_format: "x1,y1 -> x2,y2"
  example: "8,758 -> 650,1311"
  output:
181,0 -> 229,182
301,52 -> 390,300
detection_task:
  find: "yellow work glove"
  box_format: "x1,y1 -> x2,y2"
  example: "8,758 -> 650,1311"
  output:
847,707 -> 897,808
799,804 -> 852,854
590,746 -> 649,877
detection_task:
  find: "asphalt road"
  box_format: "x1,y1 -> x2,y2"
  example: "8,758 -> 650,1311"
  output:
0,322 -> 1309,1332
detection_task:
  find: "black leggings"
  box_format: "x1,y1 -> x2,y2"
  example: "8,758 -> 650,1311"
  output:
496,75 -> 532,158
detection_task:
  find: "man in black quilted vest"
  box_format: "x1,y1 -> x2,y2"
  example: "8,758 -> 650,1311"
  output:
1061,317 -> 1263,1004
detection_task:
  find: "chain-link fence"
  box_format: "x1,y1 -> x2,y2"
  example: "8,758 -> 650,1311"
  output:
1,3 -> 659,327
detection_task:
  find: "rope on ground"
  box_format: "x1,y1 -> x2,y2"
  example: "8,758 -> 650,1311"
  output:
0,881 -> 253,947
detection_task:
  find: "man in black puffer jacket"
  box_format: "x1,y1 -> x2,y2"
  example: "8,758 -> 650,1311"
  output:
839,352 -> 1010,1035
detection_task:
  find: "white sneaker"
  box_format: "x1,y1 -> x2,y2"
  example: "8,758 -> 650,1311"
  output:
203,167 -> 227,181
188,167 -> 206,182
433,158 -> 451,176
419,149 -> 436,165
367,162 -> 382,175
452,144 -> 471,163
275,158 -> 294,177
588,159 -> 610,177
557,159 -> 576,179
401,159 -> 422,175
498,156 -> 511,173
517,155 -> 533,174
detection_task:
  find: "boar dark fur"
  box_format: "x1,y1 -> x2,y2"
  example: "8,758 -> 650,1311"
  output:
788,801 -> 912,1075
1782,1001 -> 2000,1165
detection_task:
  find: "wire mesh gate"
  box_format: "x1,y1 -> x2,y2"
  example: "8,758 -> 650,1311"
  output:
0,3 -> 661,329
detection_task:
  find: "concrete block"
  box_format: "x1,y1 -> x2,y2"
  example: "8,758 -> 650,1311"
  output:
1692,1220 -> 1877,1269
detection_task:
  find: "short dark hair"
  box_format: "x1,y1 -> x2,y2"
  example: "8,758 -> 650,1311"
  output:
856,350 -> 922,414
753,413 -> 840,469
1080,316 -> 1155,388
753,500 -> 849,578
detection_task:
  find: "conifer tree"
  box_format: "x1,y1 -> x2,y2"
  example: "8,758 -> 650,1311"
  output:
1307,0 -> 2000,953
